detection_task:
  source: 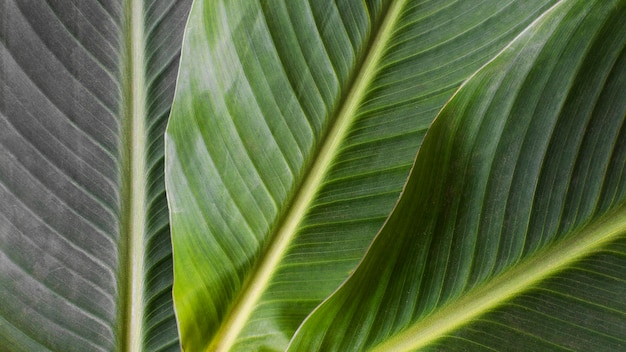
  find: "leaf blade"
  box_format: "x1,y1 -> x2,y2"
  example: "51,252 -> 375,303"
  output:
288,0 -> 626,350
166,0 -> 561,350
0,0 -> 192,350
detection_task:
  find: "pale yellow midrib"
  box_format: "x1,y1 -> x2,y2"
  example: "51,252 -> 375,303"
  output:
121,0 -> 147,350
207,1 -> 410,351
370,204 -> 626,352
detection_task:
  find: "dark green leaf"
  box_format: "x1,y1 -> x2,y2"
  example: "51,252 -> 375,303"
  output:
288,0 -> 626,350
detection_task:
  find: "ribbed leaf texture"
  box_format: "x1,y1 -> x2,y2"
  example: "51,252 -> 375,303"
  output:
288,0 -> 626,350
0,1 -> 191,350
165,0 -> 562,350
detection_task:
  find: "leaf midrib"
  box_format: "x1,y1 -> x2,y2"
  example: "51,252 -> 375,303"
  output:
370,203 -> 626,352
119,0 -> 148,350
206,1 -> 410,351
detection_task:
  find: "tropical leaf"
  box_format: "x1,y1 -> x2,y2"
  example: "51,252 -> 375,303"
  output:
164,0 -> 564,350
0,0 -> 191,350
288,0 -> 626,350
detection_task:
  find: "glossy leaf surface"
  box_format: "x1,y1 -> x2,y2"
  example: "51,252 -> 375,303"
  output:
0,1 -> 191,350
288,0 -> 626,350
165,0 -> 562,350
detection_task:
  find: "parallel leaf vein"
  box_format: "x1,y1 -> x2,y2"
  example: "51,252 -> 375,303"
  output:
207,1 -> 410,350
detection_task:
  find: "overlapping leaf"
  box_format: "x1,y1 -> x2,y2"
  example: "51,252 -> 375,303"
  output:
0,1 -> 191,350
288,0 -> 626,350
164,0 -> 561,350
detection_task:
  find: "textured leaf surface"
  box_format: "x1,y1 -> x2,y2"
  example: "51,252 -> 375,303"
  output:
288,0 -> 626,350
165,0 -> 559,350
0,1 -> 191,350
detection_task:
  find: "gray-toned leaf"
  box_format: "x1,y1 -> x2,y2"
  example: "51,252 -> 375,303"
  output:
0,1 -> 191,350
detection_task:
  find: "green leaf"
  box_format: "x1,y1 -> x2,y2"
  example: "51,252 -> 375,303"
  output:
288,0 -> 626,350
165,0 -> 562,350
0,1 -> 191,350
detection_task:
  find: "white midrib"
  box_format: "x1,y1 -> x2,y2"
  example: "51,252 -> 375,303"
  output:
370,204 -> 626,352
207,1 -> 410,351
121,0 -> 147,350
